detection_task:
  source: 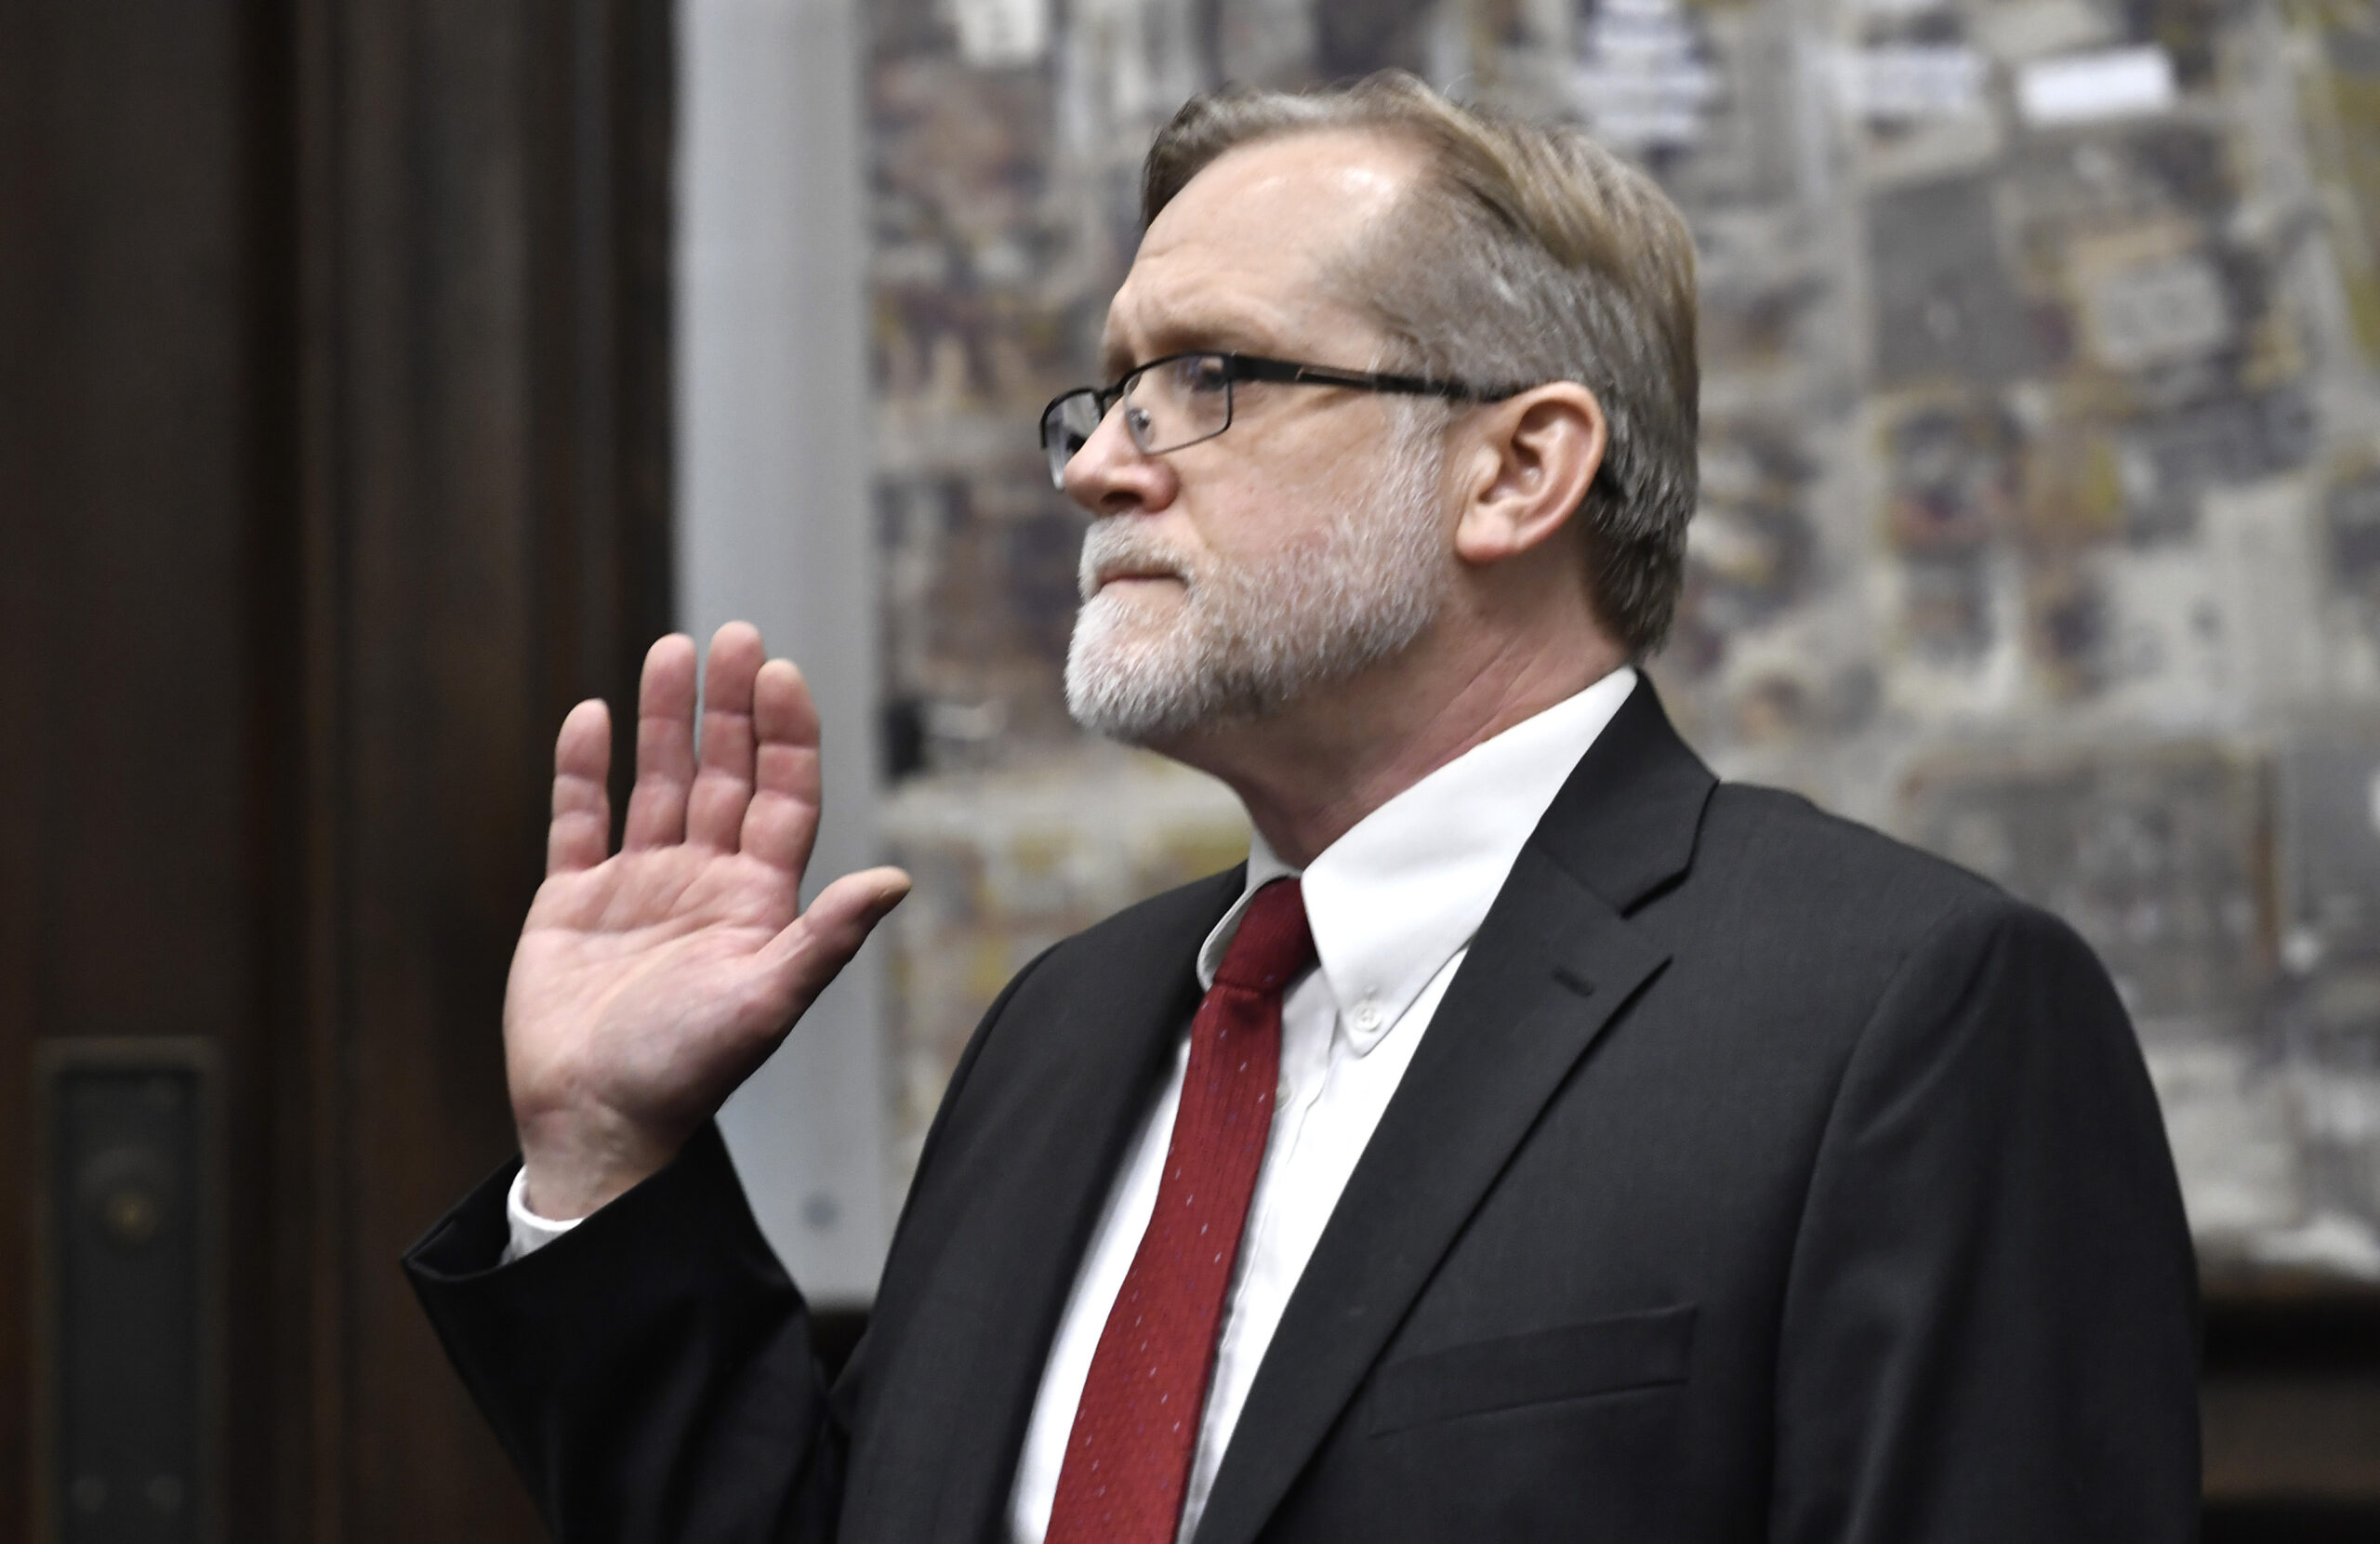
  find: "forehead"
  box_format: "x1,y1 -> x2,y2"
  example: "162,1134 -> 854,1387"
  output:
1101,128 -> 1423,371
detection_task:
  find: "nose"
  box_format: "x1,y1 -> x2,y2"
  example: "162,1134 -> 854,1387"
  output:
1062,401 -> 1178,518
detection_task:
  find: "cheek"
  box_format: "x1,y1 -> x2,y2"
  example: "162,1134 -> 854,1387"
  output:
1171,406 -> 1395,561
1179,475 -> 1344,571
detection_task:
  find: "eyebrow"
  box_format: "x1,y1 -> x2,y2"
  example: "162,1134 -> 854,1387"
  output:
1099,309 -> 1283,379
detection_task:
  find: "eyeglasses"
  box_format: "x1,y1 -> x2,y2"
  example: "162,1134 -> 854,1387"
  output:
1038,350 -> 1521,490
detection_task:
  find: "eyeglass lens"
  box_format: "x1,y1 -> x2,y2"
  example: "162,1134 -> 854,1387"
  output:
1043,393 -> 1104,489
1042,354 -> 1235,489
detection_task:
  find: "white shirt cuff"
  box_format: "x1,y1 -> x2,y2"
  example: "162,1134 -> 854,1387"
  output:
502,1167 -> 588,1263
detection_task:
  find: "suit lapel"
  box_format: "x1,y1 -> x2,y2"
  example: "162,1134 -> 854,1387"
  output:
1188,679 -> 1716,1544
888,869 -> 1245,1544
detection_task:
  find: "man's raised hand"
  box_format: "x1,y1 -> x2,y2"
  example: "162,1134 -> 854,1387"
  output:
505,623 -> 910,1220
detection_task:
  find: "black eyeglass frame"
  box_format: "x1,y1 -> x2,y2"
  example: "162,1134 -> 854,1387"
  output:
1038,350 -> 1527,489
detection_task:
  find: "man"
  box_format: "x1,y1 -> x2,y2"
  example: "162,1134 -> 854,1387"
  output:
408,73 -> 2200,1544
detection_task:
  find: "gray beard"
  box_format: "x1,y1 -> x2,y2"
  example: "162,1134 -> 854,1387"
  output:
1063,430 -> 1450,745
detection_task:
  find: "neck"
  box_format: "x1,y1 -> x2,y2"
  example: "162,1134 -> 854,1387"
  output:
1158,621 -> 1629,868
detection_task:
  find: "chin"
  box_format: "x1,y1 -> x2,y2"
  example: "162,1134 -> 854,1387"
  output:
1073,586 -> 1179,658
1064,610 -> 1210,745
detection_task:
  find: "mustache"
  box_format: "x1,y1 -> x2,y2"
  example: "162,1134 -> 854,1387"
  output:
1078,521 -> 1197,601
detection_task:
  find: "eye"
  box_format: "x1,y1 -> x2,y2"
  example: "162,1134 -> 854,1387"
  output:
1178,354 -> 1231,395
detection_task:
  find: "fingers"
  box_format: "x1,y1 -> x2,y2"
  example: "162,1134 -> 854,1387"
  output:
612,624 -> 817,864
740,658 -> 825,876
686,622 -> 764,851
760,866 -> 912,1008
622,634 -> 698,851
548,698 -> 614,875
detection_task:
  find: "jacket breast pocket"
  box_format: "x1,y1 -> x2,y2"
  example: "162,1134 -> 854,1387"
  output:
1365,1304 -> 1696,1436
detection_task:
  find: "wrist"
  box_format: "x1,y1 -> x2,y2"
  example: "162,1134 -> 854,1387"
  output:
514,1103 -> 686,1220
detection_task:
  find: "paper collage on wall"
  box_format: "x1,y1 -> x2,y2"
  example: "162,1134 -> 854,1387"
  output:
866,0 -> 2380,1281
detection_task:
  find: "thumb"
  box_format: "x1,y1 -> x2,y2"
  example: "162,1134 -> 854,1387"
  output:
762,865 -> 912,1008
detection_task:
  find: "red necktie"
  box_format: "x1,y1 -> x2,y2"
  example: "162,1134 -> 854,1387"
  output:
1045,878 -> 1316,1544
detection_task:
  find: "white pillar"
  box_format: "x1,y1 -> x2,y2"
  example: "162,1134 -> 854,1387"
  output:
675,0 -> 888,1302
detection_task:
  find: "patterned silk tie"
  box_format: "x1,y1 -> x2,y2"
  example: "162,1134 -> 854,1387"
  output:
1044,878 -> 1316,1544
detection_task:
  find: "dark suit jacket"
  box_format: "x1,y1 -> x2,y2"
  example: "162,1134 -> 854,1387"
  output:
407,680 -> 2201,1543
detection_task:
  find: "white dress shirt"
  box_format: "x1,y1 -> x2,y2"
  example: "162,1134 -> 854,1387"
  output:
506,666 -> 1639,1544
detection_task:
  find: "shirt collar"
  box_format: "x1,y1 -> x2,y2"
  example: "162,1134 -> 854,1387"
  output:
1197,666 -> 1638,1051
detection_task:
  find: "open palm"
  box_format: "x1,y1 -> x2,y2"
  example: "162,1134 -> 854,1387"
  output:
506,624 -> 908,1219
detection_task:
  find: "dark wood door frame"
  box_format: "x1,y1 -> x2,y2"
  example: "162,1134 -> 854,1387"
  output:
2,0 -> 673,1537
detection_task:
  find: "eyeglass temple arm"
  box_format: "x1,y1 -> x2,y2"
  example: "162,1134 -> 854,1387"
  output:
1226,354 -> 1514,402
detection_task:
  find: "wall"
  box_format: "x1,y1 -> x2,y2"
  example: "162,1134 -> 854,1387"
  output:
857,0 -> 2380,1298
675,0 -> 892,1304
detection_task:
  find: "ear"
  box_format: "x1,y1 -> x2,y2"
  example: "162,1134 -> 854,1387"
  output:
1451,383 -> 1608,568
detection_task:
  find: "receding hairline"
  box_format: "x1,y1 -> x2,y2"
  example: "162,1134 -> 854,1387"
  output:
1143,83 -> 1699,323
1149,119 -> 1438,215
1109,127 -> 1442,371
1140,124 -> 1455,331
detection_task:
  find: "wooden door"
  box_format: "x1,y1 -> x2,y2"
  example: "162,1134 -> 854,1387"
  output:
0,0 -> 672,1537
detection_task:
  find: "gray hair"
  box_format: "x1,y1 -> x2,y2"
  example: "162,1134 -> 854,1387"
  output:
1142,72 -> 1699,656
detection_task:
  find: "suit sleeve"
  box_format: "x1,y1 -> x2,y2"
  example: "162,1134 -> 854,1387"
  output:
405,1124 -> 846,1544
401,941 -> 1064,1544
1768,897 -> 2202,1544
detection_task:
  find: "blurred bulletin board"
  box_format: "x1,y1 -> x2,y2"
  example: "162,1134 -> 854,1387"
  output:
861,0 -> 2380,1287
